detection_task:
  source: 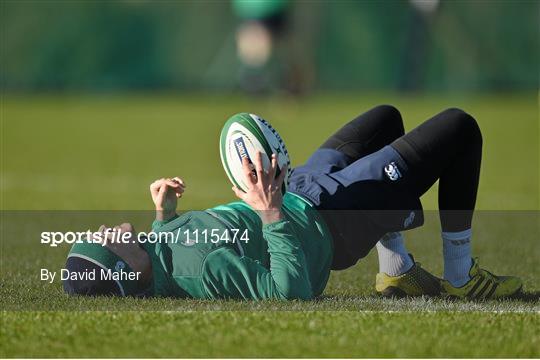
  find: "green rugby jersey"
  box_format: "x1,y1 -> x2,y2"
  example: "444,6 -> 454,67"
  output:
143,192 -> 333,300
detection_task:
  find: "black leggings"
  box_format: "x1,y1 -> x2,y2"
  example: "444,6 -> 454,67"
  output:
321,104 -> 482,232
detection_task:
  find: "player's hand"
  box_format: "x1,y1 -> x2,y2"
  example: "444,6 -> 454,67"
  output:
150,177 -> 185,221
232,152 -> 287,224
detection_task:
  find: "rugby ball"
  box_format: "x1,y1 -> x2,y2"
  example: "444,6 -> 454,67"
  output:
220,113 -> 291,193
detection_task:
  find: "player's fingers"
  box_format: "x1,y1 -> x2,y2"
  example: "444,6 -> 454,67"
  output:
165,180 -> 184,195
268,153 -> 278,179
254,151 -> 266,184
175,183 -> 185,193
254,151 -> 264,175
174,184 -> 186,195
232,186 -> 245,199
172,177 -> 186,187
157,182 -> 168,200
275,163 -> 288,187
164,179 -> 180,188
150,179 -> 163,192
150,178 -> 171,192
242,157 -> 257,186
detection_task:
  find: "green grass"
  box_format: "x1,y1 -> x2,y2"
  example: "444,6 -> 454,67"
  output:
3,312 -> 538,358
1,93 -> 539,357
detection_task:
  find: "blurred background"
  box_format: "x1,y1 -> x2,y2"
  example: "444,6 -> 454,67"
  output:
1,3 -> 539,356
1,0 -> 538,211
2,0 -> 538,94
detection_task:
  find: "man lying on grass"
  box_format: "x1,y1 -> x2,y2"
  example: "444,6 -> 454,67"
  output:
64,105 -> 522,300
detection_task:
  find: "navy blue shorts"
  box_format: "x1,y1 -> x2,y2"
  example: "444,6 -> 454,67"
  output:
288,145 -> 424,269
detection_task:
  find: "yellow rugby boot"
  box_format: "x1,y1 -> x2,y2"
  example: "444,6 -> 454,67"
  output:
375,255 -> 441,297
441,257 -> 522,299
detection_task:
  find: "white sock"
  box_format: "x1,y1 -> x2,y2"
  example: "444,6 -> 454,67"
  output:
376,232 -> 413,276
442,229 -> 473,287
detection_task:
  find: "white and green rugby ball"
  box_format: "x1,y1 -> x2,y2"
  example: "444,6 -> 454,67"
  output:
220,113 -> 291,193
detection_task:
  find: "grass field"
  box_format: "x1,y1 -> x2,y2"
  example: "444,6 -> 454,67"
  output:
1,93 -> 539,357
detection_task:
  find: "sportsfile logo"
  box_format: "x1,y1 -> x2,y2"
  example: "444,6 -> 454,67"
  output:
384,162 -> 401,181
40,228 -> 250,247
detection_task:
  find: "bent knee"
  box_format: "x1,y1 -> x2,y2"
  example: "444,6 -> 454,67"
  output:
373,104 -> 402,121
441,108 -> 482,146
372,104 -> 404,131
